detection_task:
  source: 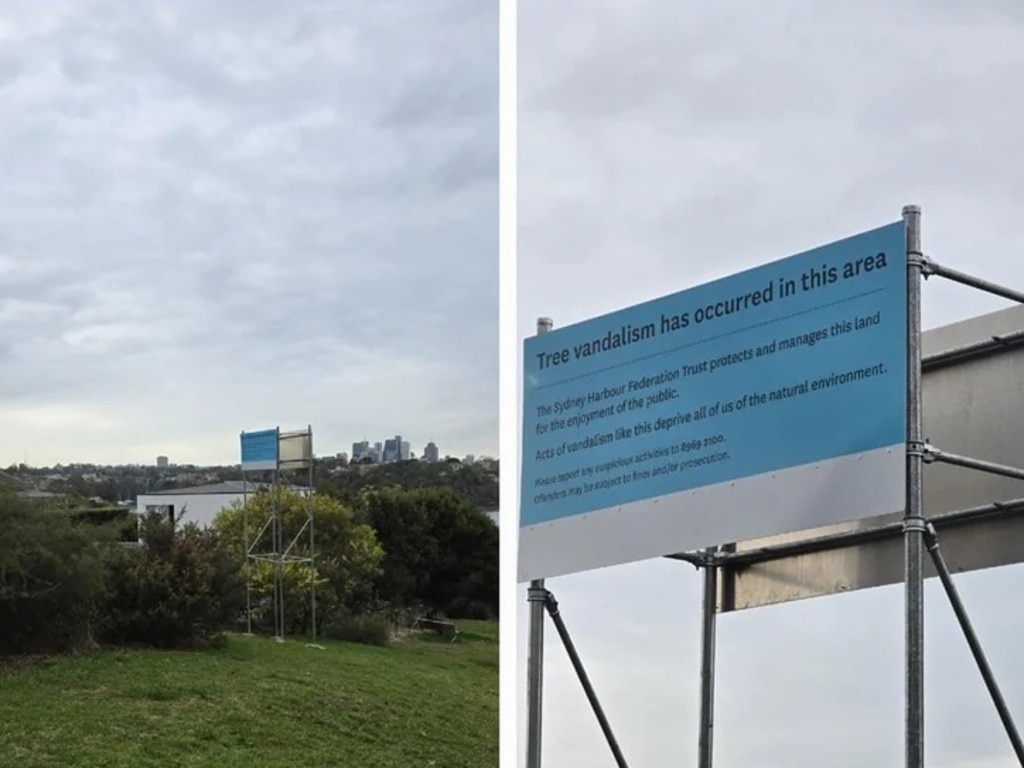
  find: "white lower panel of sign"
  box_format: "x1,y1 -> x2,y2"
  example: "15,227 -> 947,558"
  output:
517,444 -> 906,583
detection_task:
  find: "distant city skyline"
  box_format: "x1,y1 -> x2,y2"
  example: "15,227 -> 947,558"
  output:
2,430 -> 491,469
347,435 -> 452,464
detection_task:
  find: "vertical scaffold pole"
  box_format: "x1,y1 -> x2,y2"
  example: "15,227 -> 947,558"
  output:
697,549 -> 718,768
903,204 -> 925,768
525,315 -> 553,768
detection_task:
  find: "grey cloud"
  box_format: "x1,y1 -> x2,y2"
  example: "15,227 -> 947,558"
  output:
0,0 -> 496,465
430,139 -> 498,196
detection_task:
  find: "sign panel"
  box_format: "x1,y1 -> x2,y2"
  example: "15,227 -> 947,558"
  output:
717,303 -> 1024,612
519,222 -> 908,582
241,429 -> 279,471
279,428 -> 314,470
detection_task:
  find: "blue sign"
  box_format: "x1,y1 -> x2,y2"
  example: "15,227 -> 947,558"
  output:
520,222 -> 907,536
241,428 -> 279,471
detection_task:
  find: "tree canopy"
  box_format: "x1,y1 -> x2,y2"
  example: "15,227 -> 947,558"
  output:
319,460 -> 498,510
357,487 -> 498,618
214,489 -> 384,632
0,491 -> 108,654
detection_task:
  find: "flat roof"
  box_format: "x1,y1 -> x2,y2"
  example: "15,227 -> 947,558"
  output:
141,481 -> 307,496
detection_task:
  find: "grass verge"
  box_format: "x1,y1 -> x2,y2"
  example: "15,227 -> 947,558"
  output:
0,620 -> 498,768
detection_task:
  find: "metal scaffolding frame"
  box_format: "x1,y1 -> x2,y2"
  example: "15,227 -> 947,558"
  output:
241,425 -> 317,644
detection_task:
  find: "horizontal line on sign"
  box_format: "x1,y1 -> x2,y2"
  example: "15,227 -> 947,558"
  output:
532,287 -> 888,391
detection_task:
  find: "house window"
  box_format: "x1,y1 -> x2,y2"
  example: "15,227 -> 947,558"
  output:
145,504 -> 175,525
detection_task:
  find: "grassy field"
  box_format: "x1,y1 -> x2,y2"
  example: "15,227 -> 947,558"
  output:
0,621 -> 498,768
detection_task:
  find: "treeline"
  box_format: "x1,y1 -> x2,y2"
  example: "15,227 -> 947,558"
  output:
0,485 -> 497,657
5,458 -> 499,511
317,459 -> 499,511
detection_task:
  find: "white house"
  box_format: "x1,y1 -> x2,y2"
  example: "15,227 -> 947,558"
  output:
136,481 -> 307,529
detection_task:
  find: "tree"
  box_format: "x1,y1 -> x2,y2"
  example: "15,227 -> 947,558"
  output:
318,459 -> 499,510
214,489 -> 383,633
0,491 -> 109,655
358,487 -> 498,618
423,489 -> 499,618
356,487 -> 438,609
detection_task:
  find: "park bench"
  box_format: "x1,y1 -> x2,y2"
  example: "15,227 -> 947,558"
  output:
412,616 -> 461,643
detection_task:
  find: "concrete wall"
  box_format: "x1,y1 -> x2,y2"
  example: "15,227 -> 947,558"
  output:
136,493 -> 241,529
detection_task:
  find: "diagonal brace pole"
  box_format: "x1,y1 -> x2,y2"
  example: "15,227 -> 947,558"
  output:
540,588 -> 631,768
247,515 -> 274,556
924,523 -> 1024,765
283,517 -> 312,557
922,259 -> 1024,305
923,445 -> 1024,482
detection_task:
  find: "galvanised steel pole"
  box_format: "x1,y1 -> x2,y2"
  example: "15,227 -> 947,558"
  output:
903,204 -> 925,768
525,316 -> 553,768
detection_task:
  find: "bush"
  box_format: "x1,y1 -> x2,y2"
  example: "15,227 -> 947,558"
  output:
96,512 -> 246,649
69,506 -> 139,543
358,488 -> 498,618
214,489 -> 383,636
322,610 -> 391,646
0,493 -> 108,656
445,597 -> 494,621
243,559 -> 333,636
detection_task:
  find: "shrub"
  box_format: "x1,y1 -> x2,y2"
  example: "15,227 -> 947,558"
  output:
445,597 -> 494,621
0,493 -> 108,656
96,512 -> 245,649
69,506 -> 139,543
322,610 -> 391,646
214,489 -> 383,635
358,488 -> 498,617
244,559 -> 333,636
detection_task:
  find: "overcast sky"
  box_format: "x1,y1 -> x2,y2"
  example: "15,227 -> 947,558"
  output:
516,1 -> 1024,766
0,0 -> 496,467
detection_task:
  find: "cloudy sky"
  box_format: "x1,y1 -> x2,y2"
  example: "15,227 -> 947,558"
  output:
0,0 -> 496,467
516,1 -> 1024,766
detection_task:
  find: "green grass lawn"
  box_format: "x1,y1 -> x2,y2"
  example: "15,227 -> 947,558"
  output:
0,621 -> 498,768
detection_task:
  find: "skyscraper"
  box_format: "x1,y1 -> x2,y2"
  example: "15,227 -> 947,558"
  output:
382,435 -> 407,463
